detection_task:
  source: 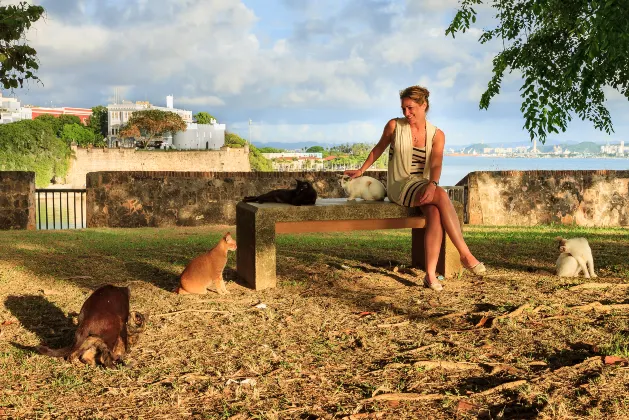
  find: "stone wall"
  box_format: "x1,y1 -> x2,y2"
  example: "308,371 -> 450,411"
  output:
0,171 -> 36,230
63,146 -> 251,188
86,171 -> 388,228
461,170 -> 629,226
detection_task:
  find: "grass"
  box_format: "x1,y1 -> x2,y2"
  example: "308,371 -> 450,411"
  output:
1,224 -> 628,419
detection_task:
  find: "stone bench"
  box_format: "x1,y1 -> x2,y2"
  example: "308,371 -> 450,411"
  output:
235,198 -> 464,290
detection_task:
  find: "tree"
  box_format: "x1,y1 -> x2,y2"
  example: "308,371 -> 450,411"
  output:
306,145 -> 325,153
258,146 -> 286,153
223,131 -> 272,171
0,119 -> 71,187
57,114 -> 81,128
87,105 -> 108,142
0,2 -> 45,89
224,132 -> 247,148
119,109 -> 187,148
446,0 -> 629,143
35,114 -> 81,137
61,123 -> 95,147
193,111 -> 216,124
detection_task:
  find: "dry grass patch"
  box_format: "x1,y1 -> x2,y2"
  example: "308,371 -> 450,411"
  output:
0,225 -> 628,419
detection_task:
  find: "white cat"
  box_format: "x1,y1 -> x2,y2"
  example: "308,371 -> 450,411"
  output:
555,253 -> 582,277
340,175 -> 386,201
556,237 -> 597,278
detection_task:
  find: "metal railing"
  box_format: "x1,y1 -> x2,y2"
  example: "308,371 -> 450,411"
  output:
35,189 -> 87,230
443,185 -> 468,224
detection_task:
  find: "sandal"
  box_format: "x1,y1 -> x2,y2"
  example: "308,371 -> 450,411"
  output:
423,275 -> 443,291
462,261 -> 486,275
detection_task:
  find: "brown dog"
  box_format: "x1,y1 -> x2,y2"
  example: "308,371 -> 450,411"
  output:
38,284 -> 145,367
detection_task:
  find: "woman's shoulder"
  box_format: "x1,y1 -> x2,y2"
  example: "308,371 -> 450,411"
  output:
386,117 -> 408,129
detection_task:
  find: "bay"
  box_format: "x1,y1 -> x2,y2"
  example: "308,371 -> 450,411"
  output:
440,156 -> 629,186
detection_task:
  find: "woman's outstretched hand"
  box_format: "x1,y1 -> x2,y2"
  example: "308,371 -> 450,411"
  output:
344,170 -> 363,179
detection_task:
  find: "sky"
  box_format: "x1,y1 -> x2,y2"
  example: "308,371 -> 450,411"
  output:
7,0 -> 629,146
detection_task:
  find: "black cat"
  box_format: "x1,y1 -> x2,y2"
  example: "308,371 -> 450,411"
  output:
243,179 -> 317,206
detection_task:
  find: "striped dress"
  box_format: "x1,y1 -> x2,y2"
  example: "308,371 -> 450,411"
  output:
389,142 -> 428,206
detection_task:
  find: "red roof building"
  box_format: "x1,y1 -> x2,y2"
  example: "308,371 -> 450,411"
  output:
29,106 -> 92,125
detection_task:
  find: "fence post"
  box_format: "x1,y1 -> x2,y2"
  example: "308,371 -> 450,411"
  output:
0,171 -> 36,230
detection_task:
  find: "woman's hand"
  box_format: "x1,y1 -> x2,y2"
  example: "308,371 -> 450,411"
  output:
417,183 -> 437,205
344,169 -> 363,179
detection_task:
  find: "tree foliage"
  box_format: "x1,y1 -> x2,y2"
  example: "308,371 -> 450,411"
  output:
0,119 -> 71,187
193,111 -> 216,124
119,109 -> 187,148
224,131 -> 272,171
34,114 -> 81,137
258,146 -> 287,153
306,146 -> 325,153
0,2 -> 45,89
446,0 -> 629,143
87,105 -> 108,139
61,123 -> 96,147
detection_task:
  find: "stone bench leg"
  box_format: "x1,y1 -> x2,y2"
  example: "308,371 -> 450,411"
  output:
236,207 -> 277,290
411,227 -> 461,278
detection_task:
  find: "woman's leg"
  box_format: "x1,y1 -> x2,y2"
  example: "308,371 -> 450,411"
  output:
414,187 -> 481,268
420,204 -> 442,283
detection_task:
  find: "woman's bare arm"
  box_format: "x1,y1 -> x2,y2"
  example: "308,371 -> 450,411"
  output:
344,119 -> 396,178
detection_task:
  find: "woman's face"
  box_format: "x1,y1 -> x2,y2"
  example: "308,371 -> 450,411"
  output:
401,97 -> 426,122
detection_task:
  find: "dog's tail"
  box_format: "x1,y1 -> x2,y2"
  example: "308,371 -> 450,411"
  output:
37,344 -> 72,358
243,196 -> 258,202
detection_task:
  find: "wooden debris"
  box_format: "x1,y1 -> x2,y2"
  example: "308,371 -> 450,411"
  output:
376,320 -> 410,328
604,355 -> 629,365
496,303 -> 533,321
156,309 -> 231,316
413,360 -> 484,371
344,413 -> 384,420
457,400 -> 480,413
571,302 -> 629,313
475,315 -> 491,328
399,343 -> 441,355
437,311 -> 467,320
362,392 -> 444,403
569,283 -> 629,291
476,380 -> 528,396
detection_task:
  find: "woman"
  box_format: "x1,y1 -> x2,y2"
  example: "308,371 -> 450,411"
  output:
344,85 -> 485,291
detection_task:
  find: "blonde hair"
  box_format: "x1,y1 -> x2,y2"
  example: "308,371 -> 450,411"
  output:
399,85 -> 430,113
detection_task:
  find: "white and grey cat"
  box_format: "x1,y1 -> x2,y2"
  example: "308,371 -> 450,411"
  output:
340,175 -> 386,201
555,237 -> 597,278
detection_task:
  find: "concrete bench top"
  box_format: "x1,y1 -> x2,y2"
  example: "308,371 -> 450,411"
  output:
236,198 -> 424,222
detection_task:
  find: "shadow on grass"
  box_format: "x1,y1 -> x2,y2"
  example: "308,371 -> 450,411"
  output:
4,295 -> 75,348
123,260 -> 180,292
328,261 -> 419,288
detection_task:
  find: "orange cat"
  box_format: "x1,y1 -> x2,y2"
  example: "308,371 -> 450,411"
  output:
174,232 -> 237,295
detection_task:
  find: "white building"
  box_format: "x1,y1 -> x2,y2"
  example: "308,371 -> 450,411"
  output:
0,93 -> 29,124
270,156 -> 324,171
262,152 -> 323,159
107,95 -> 194,147
173,121 -> 226,150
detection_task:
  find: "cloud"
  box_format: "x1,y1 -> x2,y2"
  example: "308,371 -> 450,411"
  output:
176,95 -> 226,107
7,0 -> 627,146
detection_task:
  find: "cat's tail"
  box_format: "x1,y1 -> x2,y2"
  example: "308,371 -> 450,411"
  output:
243,196 -> 258,202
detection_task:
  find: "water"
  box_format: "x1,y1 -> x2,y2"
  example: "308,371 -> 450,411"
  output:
440,156 -> 629,186
36,193 -> 87,230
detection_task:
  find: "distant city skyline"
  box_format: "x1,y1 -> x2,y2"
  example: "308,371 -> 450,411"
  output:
7,0 -> 629,146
